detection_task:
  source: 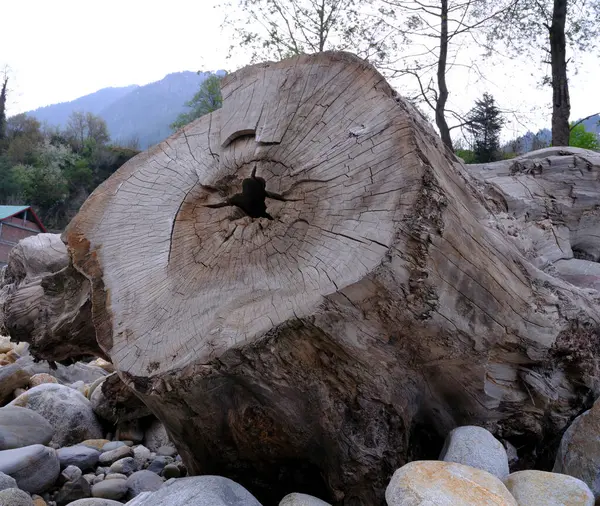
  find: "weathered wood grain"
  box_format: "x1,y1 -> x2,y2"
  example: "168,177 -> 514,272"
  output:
2,53 -> 600,505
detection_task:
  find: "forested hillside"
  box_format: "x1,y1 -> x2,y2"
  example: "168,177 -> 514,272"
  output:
0,110 -> 138,231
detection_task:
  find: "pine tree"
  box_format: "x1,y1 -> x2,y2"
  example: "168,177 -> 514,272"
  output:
0,75 -> 8,143
466,93 -> 505,163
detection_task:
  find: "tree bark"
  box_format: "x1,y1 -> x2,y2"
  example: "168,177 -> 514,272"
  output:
0,233 -> 103,364
436,0 -> 454,151
3,53 -> 600,505
550,0 -> 570,146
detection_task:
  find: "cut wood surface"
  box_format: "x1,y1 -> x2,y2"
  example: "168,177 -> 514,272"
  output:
2,52 -> 600,505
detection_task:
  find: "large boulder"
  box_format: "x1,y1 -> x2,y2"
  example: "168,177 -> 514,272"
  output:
8,383 -> 103,446
553,397 -> 600,498
0,444 -> 60,494
123,476 -> 262,506
439,426 -> 509,480
0,406 -> 54,450
385,461 -> 517,506
505,470 -> 594,506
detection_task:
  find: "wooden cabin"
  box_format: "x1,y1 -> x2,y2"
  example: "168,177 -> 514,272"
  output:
0,206 -> 46,266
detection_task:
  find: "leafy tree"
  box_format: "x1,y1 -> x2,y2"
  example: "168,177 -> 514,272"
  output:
0,155 -> 20,202
383,0 -> 519,151
63,158 -> 93,192
569,123 -> 600,150
6,114 -> 42,140
65,111 -> 110,152
491,0 -> 600,146
221,0 -> 397,65
85,112 -> 110,146
171,74 -> 224,130
466,93 -> 504,162
455,149 -> 476,163
3,114 -> 44,165
11,163 -> 68,215
65,111 -> 87,151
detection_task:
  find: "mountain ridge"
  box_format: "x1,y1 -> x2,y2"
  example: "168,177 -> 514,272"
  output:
25,71 -> 218,149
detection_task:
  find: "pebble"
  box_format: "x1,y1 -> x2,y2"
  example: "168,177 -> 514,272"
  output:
98,446 -> 133,466
60,465 -> 83,484
57,445 -> 100,471
439,426 -> 509,481
54,476 -> 91,505
0,336 -> 13,354
108,457 -> 136,475
161,464 -> 181,479
101,441 -> 126,452
88,358 -> 115,374
91,478 -> 128,500
132,445 -> 151,470
0,406 -> 54,450
29,374 -> 58,388
82,474 -> 96,485
0,488 -> 35,506
147,456 -> 168,474
104,473 -> 127,480
80,440 -> 110,452
31,495 -> 47,506
0,444 -> 60,494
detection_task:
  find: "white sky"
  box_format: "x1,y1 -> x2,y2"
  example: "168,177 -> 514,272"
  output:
2,0 -> 599,141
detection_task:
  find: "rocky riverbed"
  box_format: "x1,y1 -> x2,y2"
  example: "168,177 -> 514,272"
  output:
1,334 -> 600,505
